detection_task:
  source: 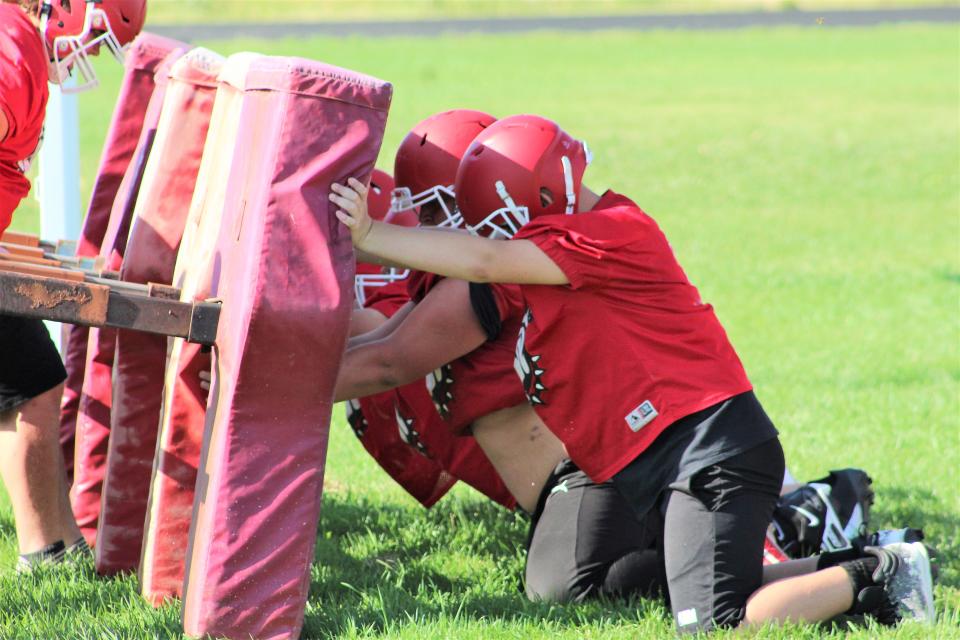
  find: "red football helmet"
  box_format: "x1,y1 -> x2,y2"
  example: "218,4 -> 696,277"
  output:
455,114 -> 591,239
391,109 -> 496,228
355,169 -> 417,308
39,0 -> 147,92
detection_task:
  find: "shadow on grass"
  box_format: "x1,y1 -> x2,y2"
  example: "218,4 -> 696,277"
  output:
303,493 -> 669,638
871,485 -> 959,589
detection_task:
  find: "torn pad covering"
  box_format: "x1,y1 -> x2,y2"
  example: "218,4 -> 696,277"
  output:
181,56 -> 391,640
70,45 -> 185,548
60,32 -> 188,483
95,48 -> 224,575
139,51 -> 257,607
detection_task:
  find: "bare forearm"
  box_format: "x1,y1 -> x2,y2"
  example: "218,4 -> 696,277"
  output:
361,221 -> 500,282
334,340 -> 420,401
347,302 -> 414,348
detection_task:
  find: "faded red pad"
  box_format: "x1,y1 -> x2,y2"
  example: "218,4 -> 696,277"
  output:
141,53 -> 256,606
60,32 -> 188,483
180,55 -> 391,640
71,45 -> 186,548
95,48 -> 223,576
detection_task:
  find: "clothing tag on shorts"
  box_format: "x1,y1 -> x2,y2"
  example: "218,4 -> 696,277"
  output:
677,607 -> 699,628
625,400 -> 658,432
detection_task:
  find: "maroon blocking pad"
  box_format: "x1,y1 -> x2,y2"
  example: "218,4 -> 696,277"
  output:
71,45 -> 186,548
60,33 -> 188,484
95,48 -> 224,575
140,54 -> 255,606
180,56 -> 392,640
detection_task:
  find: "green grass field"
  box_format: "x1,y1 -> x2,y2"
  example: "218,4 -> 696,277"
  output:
142,0 -> 956,25
3,22 -> 959,640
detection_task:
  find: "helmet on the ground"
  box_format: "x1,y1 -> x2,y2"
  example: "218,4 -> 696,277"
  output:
355,170 -> 417,308
455,114 -> 591,239
392,109 -> 496,228
39,0 -> 147,92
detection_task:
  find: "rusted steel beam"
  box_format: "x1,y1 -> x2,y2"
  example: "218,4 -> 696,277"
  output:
0,261 -> 86,282
0,252 -> 63,268
0,271 -> 220,345
0,231 -> 40,247
1,242 -> 45,258
0,272 -> 109,325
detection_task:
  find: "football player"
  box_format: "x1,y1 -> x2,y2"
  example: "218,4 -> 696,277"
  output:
338,110 -> 666,601
330,114 -> 936,631
344,167 -> 516,511
0,0 -> 146,570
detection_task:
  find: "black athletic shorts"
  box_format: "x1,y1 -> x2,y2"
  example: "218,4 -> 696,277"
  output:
0,314 -> 67,412
524,459 -> 666,603
658,438 -> 785,633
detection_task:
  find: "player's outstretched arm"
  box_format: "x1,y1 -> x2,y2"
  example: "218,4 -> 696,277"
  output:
334,278 -> 487,401
331,179 -> 568,286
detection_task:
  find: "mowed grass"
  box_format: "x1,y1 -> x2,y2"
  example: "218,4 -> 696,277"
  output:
3,24 -> 959,639
142,0 -> 952,25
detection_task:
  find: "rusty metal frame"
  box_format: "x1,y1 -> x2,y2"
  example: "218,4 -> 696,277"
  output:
0,270 -> 220,345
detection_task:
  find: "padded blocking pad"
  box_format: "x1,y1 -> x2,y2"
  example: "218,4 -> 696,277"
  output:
95,48 -> 224,575
181,56 -> 391,640
141,53 -> 262,605
60,32 -> 188,483
71,46 -> 186,547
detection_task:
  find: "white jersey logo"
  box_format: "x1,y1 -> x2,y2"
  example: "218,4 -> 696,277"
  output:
514,308 -> 548,405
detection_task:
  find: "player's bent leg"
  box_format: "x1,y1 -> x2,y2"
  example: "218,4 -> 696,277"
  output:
662,438 -> 784,633
524,460 -> 663,603
17,388 -> 85,548
0,316 -> 73,558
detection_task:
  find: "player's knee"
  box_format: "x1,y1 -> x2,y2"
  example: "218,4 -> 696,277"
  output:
16,384 -> 65,439
525,569 -> 600,603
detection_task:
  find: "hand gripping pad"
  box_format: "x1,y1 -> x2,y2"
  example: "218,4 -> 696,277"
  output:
180,56 -> 391,640
95,48 -> 224,575
70,46 -> 186,547
140,52 -> 264,606
60,32 -> 188,484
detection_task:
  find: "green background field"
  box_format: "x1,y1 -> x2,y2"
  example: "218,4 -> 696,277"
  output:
2,21 -> 959,640
142,0 -> 956,24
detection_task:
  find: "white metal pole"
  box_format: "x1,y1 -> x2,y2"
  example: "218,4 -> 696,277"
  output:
38,78 -> 82,352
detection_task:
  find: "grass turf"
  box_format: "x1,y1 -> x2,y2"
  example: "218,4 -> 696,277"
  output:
142,0 -> 953,25
3,23 -> 959,639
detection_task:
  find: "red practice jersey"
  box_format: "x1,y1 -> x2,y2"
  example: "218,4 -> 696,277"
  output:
349,275 -> 515,509
512,191 -> 753,482
0,5 -> 48,234
416,275 -> 528,435
394,381 -> 516,509
348,391 -> 455,508
364,276 -> 411,318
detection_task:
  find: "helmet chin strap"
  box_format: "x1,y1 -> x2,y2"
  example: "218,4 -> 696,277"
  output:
561,156 -> 576,215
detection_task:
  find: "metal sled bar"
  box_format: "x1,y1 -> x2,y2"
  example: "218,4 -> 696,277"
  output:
0,270 -> 220,345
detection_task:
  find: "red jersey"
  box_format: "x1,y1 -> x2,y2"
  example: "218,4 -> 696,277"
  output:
512,191 -> 753,482
364,276 -> 410,318
394,382 -> 516,509
0,5 -> 48,235
348,392 -> 455,508
349,274 -> 515,509
416,275 -> 528,434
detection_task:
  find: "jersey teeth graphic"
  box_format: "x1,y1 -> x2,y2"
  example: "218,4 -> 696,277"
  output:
345,399 -> 368,439
395,405 -> 430,458
514,309 -> 548,405
426,364 -> 455,420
